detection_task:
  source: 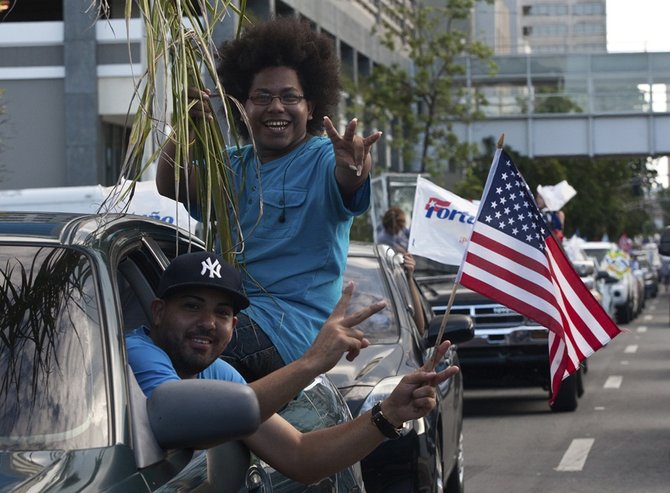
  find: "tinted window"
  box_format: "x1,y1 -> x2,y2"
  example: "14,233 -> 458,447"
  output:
344,256 -> 397,344
0,245 -> 108,450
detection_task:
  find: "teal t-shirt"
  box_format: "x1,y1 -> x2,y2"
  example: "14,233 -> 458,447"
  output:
125,326 -> 246,397
228,136 -> 370,364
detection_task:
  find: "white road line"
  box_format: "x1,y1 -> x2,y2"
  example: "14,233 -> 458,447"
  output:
643,314 -> 653,321
594,406 -> 605,411
637,326 -> 648,333
624,345 -> 638,353
604,375 -> 623,389
556,438 -> 595,471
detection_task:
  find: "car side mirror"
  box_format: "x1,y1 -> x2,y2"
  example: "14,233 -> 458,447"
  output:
425,314 -> 474,346
660,227 -> 670,256
147,380 -> 260,449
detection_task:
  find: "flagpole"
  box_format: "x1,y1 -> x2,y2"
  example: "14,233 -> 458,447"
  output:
429,282 -> 459,369
429,133 -> 506,370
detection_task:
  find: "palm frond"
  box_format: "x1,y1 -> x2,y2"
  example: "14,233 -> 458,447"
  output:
96,0 -> 248,263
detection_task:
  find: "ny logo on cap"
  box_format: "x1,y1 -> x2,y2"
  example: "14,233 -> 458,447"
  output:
200,257 -> 222,279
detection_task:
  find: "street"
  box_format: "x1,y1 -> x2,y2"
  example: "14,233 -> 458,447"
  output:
462,295 -> 670,493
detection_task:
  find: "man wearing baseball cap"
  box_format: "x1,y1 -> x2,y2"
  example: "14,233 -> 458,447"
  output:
126,251 -> 460,485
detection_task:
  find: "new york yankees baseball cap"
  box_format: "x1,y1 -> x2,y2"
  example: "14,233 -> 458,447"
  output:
157,251 -> 250,313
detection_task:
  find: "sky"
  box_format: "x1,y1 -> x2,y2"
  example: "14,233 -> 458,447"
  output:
607,0 -> 670,52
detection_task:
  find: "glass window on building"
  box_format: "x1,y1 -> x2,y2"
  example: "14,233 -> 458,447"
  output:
534,23 -> 569,37
1,0 -> 61,21
522,3 -> 569,16
573,22 -> 605,35
592,77 -> 648,113
573,2 -> 606,16
532,80 -> 585,114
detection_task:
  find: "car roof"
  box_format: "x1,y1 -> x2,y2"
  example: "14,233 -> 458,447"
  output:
582,241 -> 616,249
0,211 -> 197,247
0,211 -> 88,240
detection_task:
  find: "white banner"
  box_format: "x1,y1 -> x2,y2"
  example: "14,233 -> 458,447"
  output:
536,180 -> 576,211
408,176 -> 479,266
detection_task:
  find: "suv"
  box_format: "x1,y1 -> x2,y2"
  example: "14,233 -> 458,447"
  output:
328,243 -> 474,492
414,256 -> 583,412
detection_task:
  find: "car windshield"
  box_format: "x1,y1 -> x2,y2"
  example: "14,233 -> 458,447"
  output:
0,245 -> 108,450
344,256 -> 398,344
582,247 -> 612,265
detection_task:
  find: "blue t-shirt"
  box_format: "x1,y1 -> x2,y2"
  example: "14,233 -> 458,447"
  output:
212,136 -> 370,364
125,326 -> 246,397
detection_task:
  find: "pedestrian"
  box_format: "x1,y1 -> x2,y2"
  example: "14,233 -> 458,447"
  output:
660,256 -> 670,292
535,192 -> 565,241
377,206 -> 410,253
156,17 -> 382,382
126,251 -> 459,485
376,206 -> 426,333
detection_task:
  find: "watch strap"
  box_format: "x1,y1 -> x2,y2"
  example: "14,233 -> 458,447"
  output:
370,401 -> 402,439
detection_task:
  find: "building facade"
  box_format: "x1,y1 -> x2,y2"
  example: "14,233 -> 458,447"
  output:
471,0 -> 607,55
0,0 -> 410,190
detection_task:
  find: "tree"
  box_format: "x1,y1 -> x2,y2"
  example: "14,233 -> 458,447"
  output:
345,0 -> 494,179
459,137 -> 658,240
93,0 -> 246,259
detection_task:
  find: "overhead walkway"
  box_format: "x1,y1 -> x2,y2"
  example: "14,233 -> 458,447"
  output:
452,52 -> 670,158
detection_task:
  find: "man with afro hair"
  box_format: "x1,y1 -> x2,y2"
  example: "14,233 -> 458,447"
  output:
157,16 -> 382,382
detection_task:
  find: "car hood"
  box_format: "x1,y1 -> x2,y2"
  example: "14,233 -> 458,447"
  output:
0,446 -> 144,492
327,343 -> 404,391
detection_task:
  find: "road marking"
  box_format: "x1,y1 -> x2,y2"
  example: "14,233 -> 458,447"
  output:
644,315 -> 653,321
556,438 -> 595,471
637,326 -> 648,333
594,406 -> 605,411
621,360 -> 629,365
624,345 -> 638,353
604,375 -> 623,389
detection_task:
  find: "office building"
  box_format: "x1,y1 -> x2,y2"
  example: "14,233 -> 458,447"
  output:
0,0 -> 410,190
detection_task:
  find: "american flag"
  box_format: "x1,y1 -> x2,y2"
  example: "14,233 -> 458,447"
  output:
458,148 -> 622,404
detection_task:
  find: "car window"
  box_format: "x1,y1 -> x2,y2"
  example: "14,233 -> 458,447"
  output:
344,256 -> 398,344
0,245 -> 109,450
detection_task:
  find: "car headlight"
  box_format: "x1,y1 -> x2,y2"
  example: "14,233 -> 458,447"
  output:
359,376 -> 422,436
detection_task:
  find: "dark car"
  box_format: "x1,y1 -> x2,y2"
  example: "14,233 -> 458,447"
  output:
0,211 -> 362,492
328,243 -> 474,493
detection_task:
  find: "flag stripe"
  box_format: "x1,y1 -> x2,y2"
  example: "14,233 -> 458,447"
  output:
461,252 -> 564,330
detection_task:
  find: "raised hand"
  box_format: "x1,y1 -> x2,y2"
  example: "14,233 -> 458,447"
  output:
379,340 -> 460,427
323,116 -> 382,178
301,282 -> 386,374
186,87 -> 216,121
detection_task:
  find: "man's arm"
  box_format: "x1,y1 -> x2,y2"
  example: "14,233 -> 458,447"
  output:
401,252 -> 426,335
248,282 -> 386,421
155,88 -> 214,206
243,341 -> 458,485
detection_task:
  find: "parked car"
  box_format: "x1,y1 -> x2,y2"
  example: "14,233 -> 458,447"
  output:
581,241 -> 640,323
0,211 -> 362,492
328,243 -> 474,493
631,249 -> 659,299
563,239 -> 618,319
414,255 -> 584,412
